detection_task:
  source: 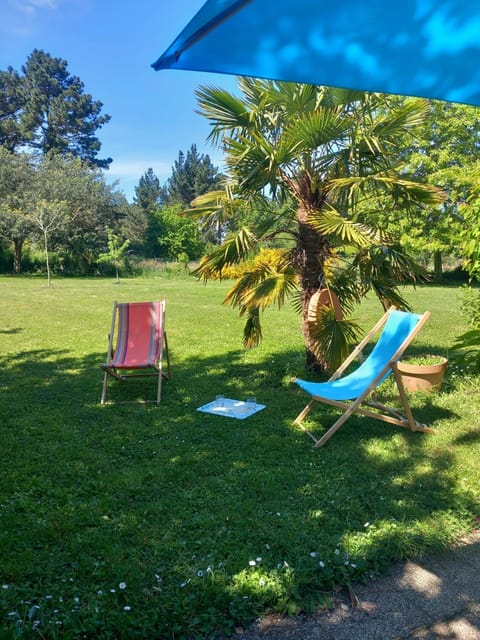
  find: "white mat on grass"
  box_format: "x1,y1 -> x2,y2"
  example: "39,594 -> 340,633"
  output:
197,397 -> 265,420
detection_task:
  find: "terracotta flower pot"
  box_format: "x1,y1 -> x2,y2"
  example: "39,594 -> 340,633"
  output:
397,356 -> 448,393
307,288 -> 343,322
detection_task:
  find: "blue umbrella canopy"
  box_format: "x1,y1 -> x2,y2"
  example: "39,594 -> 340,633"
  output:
153,0 -> 480,106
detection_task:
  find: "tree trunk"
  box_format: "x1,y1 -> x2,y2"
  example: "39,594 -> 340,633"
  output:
433,250 -> 443,282
13,239 -> 23,274
43,230 -> 51,287
296,205 -> 331,372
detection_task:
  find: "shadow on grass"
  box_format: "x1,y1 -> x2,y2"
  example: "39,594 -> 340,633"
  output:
0,346 -> 477,638
454,429 -> 480,445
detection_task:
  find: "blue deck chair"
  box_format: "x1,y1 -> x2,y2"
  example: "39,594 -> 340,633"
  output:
292,307 -> 437,447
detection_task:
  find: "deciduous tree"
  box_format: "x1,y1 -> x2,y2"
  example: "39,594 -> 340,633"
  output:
0,148 -> 34,272
97,228 -> 130,283
148,204 -> 204,261
387,100 -> 480,279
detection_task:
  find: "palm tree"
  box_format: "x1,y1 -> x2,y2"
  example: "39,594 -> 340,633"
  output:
191,80 -> 443,371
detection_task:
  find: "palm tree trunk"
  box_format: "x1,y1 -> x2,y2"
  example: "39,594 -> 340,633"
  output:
296,206 -> 331,372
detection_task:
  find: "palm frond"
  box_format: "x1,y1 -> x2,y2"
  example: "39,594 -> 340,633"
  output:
192,227 -> 257,280
318,86 -> 367,108
245,271 -> 298,310
224,252 -> 298,311
324,266 -> 364,315
189,189 -> 230,209
452,329 -> 480,351
237,77 -> 276,107
308,207 -> 378,247
195,86 -> 251,145
242,306 -> 262,349
371,98 -> 429,139
185,189 -> 234,218
327,173 -> 445,207
352,244 -> 429,309
224,136 -> 277,193
282,109 -> 351,154
367,245 -> 429,284
308,306 -> 362,372
224,253 -> 298,350
368,281 -> 412,311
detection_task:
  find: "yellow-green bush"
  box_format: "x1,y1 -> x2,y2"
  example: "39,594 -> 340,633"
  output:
209,247 -> 289,280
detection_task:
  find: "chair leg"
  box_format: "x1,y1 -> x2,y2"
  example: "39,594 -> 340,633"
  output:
392,365 -> 418,430
101,371 -> 109,404
164,332 -> 171,379
156,368 -> 162,405
100,304 -> 117,405
293,399 -> 316,426
314,404 -> 358,447
293,400 -> 321,443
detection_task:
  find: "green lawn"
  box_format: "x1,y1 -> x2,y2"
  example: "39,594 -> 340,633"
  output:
0,276 -> 479,638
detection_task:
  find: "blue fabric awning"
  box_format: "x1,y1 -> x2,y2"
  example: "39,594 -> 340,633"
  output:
153,0 -> 480,106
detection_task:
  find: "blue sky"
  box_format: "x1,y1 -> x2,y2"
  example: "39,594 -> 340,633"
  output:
0,0 -> 237,201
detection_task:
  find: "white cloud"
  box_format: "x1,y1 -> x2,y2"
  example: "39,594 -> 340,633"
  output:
10,0 -> 57,13
30,0 -> 57,7
0,0 -> 58,35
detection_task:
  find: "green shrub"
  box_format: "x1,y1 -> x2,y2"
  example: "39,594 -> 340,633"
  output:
202,247 -> 289,281
451,286 -> 480,373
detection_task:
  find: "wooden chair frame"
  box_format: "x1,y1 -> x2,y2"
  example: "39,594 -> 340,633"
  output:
100,300 -> 171,405
292,307 -> 436,447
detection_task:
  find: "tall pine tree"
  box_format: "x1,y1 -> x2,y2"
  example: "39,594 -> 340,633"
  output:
0,50 -> 111,167
166,144 -> 222,205
134,168 -> 166,212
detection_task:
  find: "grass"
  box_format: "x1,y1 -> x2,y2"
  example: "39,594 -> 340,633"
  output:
0,275 -> 479,638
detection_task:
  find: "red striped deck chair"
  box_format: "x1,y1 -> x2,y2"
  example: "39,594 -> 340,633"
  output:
100,300 -> 171,405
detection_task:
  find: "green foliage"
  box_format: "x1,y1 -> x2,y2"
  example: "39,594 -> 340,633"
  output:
118,205 -> 148,256
459,286 -> 480,329
451,195 -> 480,372
400,354 -> 447,366
193,80 -> 441,369
130,258 -> 194,279
198,247 -> 288,281
146,204 -> 205,261
376,100 -> 480,277
459,194 -> 480,282
29,198 -> 70,287
0,49 -> 111,167
307,306 -> 361,372
451,286 -> 480,373
133,168 -> 166,212
0,147 -> 35,272
0,278 -> 478,639
97,228 -> 130,283
164,144 -> 223,206
0,149 -> 131,275
0,67 -> 24,151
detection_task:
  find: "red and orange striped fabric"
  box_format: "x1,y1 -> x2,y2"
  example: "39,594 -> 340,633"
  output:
110,302 -> 163,369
